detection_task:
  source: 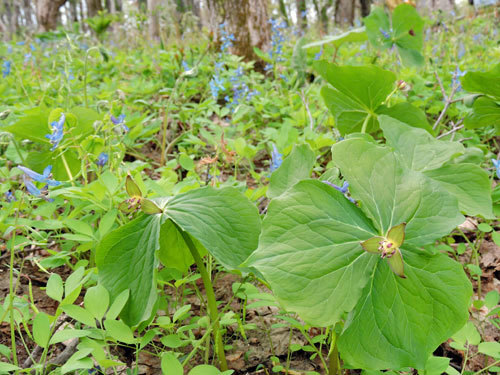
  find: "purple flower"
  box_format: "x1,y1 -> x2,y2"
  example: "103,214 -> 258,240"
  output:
322,180 -> 356,204
45,113 -> 65,150
96,152 -> 109,166
2,60 -> 11,77
18,165 -> 61,186
5,191 -> 15,202
380,28 -> 391,39
314,48 -> 323,61
111,114 -> 129,132
270,144 -> 283,172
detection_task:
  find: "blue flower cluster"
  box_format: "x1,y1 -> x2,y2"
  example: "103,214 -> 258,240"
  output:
322,180 -> 356,204
452,66 -> 466,91
46,113 -> 65,151
210,61 -> 225,99
96,152 -> 109,166
225,66 -> 259,111
314,47 -> 323,61
492,159 -> 500,179
379,28 -> 391,39
270,144 -> 283,172
219,23 -> 235,53
111,114 -> 129,132
2,60 -> 11,77
265,19 -> 287,72
18,165 -> 61,201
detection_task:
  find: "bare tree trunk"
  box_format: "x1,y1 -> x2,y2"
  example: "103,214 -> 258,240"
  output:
115,0 -> 123,11
296,0 -> 307,30
69,0 -> 78,22
23,0 -> 33,27
359,0 -> 371,16
35,0 -> 68,31
334,0 -> 354,26
86,0 -> 102,17
147,0 -> 160,40
208,0 -> 271,63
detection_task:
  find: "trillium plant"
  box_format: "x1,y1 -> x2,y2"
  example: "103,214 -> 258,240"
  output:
245,115 -> 489,370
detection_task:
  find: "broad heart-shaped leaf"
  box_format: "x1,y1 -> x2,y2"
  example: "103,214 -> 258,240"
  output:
315,62 -> 396,135
96,214 -> 162,326
380,116 -> 493,218
302,27 -> 367,49
247,180 -> 378,326
376,102 -> 433,135
379,115 -> 463,172
331,138 -> 464,245
268,144 -> 315,199
3,106 -> 50,144
338,248 -> 471,370
461,63 -> 500,99
158,219 -> 207,274
163,186 -> 261,270
364,4 -> 424,67
464,96 -> 500,132
424,164 -> 494,219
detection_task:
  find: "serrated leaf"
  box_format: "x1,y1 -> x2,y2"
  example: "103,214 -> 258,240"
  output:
268,144 -> 316,198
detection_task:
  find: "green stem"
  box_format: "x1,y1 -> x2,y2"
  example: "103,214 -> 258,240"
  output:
328,330 -> 340,375
361,114 -> 371,134
60,153 -> 75,186
83,47 -> 99,108
179,228 -> 228,371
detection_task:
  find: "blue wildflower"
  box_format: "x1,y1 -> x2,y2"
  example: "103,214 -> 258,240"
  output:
182,61 -> 190,72
111,114 -> 129,132
7,45 -> 12,53
492,159 -> 500,179
264,64 -> 273,72
5,191 -> 15,202
314,47 -> 323,61
45,113 -> 65,151
16,41 -> 25,46
30,43 -> 36,51
379,28 -> 391,39
96,152 -> 109,166
457,42 -> 466,60
452,66 -> 466,91
267,18 -> 287,69
270,144 -> 283,172
2,60 -> 11,77
210,75 -> 225,99
323,180 -> 356,203
219,23 -> 235,53
24,53 -> 32,64
18,165 -> 61,186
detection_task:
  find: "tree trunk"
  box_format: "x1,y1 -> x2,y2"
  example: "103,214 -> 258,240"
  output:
86,0 -> 102,17
23,0 -> 34,27
147,0 -> 160,40
296,0 -> 307,30
319,0 -> 334,34
334,0 -> 354,26
359,0 -> 371,16
115,0 -> 123,11
35,0 -> 68,31
69,0 -> 78,22
208,0 -> 271,63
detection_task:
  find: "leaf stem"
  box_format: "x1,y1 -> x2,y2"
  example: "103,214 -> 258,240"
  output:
179,228 -> 228,370
361,114 -> 371,134
328,330 -> 340,375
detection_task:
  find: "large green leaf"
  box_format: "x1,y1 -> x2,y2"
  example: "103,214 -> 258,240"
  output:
461,64 -> 500,98
380,116 -> 493,218
464,96 -> 500,131
268,144 -> 316,198
338,248 -> 471,370
3,107 -> 50,144
315,62 -> 396,134
364,4 -> 424,67
96,214 -> 162,326
424,164 -> 494,219
158,219 -> 206,274
380,115 -> 463,172
376,103 -> 433,134
164,186 -> 261,270
331,138 -> 464,244
247,180 -> 378,326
